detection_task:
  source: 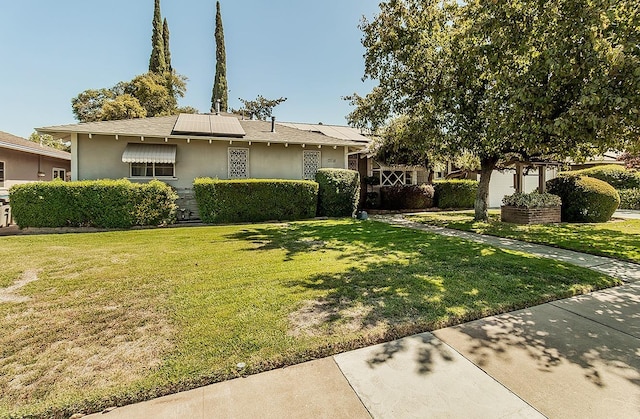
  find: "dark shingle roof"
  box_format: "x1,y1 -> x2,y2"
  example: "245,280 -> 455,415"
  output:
36,114 -> 367,148
0,131 -> 71,160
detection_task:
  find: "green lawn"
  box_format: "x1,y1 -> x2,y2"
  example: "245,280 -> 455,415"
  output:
408,211 -> 640,263
0,220 -> 619,417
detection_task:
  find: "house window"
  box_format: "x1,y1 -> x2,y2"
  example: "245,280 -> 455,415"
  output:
130,162 -> 175,178
0,161 -> 4,186
303,150 -> 321,180
53,168 -> 66,181
348,155 -> 358,171
228,147 -> 249,178
122,143 -> 177,178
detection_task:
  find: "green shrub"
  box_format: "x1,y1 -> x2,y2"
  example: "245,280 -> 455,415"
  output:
568,165 -> 640,189
315,169 -> 360,217
380,184 -> 435,210
434,180 -> 478,209
9,179 -> 177,228
619,188 -> 640,210
502,191 -> 561,208
546,175 -> 620,223
194,178 -> 318,223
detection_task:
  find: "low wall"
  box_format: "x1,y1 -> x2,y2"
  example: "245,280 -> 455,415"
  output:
501,206 -> 561,224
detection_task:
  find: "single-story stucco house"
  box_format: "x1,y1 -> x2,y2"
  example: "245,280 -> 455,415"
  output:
0,131 -> 71,200
37,114 -> 371,218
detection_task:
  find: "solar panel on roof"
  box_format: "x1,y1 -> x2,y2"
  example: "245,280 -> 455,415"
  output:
172,114 -> 245,137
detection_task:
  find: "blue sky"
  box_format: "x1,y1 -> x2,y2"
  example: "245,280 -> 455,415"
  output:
0,0 -> 380,138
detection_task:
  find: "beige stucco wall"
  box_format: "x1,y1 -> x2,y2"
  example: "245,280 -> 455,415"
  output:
75,134 -> 348,189
0,148 -> 71,192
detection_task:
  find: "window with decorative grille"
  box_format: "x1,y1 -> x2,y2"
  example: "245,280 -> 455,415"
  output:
228,147 -> 249,178
303,150 -> 321,180
348,155 -> 358,171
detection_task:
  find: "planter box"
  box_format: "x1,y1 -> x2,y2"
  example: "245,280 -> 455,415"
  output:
501,206 -> 561,224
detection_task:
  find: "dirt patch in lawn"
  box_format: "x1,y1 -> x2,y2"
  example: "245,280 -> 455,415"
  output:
0,269 -> 40,303
0,289 -> 175,408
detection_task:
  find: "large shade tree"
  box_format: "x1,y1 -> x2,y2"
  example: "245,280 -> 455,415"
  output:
347,0 -> 640,220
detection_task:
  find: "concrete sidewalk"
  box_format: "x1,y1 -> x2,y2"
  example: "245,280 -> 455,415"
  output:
85,220 -> 640,419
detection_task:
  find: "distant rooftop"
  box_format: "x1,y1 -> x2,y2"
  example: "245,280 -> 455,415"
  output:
0,131 -> 71,160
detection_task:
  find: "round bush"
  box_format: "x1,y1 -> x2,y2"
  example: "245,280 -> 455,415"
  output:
315,169 -> 360,217
619,188 -> 640,210
546,175 -> 620,223
568,165 -> 640,189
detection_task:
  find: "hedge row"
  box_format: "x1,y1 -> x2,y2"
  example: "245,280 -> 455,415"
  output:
547,175 -> 620,223
194,178 -> 318,223
9,179 -> 178,228
568,165 -> 640,189
434,180 -> 478,209
380,184 -> 435,210
619,188 -> 640,210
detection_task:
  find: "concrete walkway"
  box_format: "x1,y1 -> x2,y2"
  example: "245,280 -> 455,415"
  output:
85,219 -> 640,419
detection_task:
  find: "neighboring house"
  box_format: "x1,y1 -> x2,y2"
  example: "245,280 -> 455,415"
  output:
0,131 -> 71,200
37,114 -> 368,218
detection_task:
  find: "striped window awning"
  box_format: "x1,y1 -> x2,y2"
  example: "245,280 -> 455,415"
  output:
122,144 -> 177,163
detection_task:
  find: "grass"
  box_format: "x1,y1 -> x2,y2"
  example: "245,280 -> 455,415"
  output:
408,211 -> 640,264
0,219 -> 620,418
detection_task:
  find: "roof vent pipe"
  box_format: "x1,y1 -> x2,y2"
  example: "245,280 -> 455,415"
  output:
271,116 -> 276,133
215,99 -> 221,115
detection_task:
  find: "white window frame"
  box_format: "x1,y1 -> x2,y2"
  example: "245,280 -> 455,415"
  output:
129,162 -> 175,178
52,167 -> 66,181
228,147 -> 250,179
0,161 -> 4,187
303,150 -> 322,180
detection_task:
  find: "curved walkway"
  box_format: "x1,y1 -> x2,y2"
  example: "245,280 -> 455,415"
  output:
85,216 -> 640,419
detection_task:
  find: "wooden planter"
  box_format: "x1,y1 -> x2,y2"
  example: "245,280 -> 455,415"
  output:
501,206 -> 561,225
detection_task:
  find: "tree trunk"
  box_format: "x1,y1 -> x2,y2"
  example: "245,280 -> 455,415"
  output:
474,157 -> 498,221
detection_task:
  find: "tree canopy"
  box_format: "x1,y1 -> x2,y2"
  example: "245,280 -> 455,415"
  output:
235,95 -> 287,121
347,0 -> 640,220
71,72 -> 189,122
28,132 -> 70,152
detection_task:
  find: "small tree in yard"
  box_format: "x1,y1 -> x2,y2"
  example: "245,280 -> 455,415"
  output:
347,0 -> 640,221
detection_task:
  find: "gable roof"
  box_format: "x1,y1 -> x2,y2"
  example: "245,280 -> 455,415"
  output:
276,122 -> 373,144
36,114 -> 368,148
0,131 -> 71,160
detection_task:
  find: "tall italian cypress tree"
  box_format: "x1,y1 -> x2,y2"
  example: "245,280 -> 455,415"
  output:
163,18 -> 172,72
149,0 -> 167,74
211,1 -> 228,112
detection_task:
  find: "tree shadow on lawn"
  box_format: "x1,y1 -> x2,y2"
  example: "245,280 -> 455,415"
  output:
226,220 -> 620,376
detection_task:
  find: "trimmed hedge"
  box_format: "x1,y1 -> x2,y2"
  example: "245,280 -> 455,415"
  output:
619,188 -> 640,210
502,191 -> 561,208
546,175 -> 620,223
434,180 -> 478,209
9,179 -> 178,228
315,169 -> 360,217
380,184 -> 435,210
194,178 -> 318,223
568,165 -> 640,189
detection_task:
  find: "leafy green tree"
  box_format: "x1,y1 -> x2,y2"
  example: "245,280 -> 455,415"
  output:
348,0 -> 640,221
176,106 -> 199,114
149,0 -> 167,73
163,18 -> 172,72
28,132 -> 70,152
72,72 -> 189,122
101,94 -> 147,121
211,1 -> 228,112
124,72 -> 186,117
236,95 -> 287,121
